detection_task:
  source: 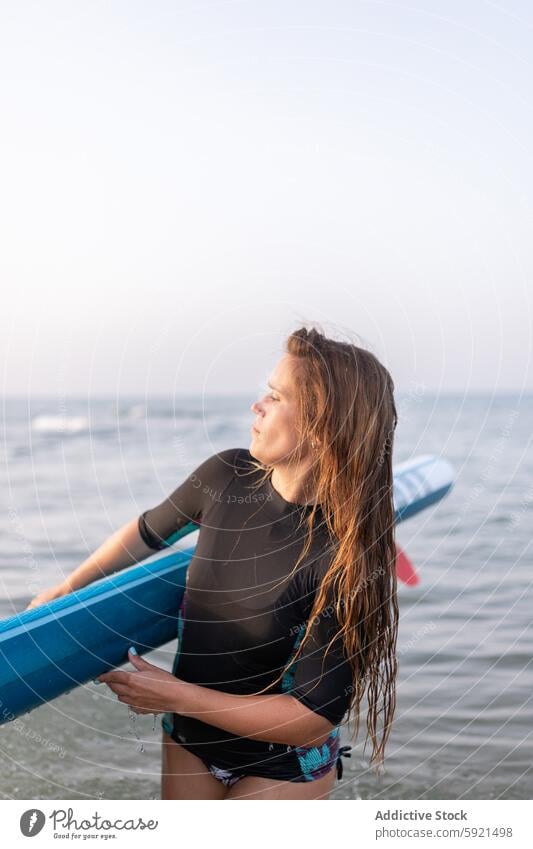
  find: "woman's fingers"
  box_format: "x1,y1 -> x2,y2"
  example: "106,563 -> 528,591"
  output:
97,671 -> 131,685
103,683 -> 130,697
104,683 -> 158,711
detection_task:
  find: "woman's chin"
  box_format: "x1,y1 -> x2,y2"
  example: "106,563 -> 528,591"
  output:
249,439 -> 262,461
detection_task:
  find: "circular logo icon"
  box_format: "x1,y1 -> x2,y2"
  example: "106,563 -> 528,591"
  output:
20,809 -> 45,837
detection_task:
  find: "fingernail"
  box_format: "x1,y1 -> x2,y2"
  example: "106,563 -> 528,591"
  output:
129,646 -> 138,655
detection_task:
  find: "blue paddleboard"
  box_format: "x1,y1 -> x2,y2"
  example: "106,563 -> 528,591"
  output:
0,454 -> 453,725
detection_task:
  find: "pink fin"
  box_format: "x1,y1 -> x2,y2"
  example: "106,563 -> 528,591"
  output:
396,545 -> 420,586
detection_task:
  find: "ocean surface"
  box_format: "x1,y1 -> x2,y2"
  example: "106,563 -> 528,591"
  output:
1,393 -> 532,800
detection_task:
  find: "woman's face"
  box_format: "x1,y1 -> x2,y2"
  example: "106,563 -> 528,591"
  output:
250,354 -> 304,465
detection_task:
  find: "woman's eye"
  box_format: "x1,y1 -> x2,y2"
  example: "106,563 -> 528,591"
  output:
269,392 -> 279,402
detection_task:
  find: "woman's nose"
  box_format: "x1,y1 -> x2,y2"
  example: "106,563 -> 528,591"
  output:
251,399 -> 262,415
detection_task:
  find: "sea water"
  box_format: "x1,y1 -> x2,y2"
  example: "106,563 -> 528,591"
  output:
0,392 -> 532,800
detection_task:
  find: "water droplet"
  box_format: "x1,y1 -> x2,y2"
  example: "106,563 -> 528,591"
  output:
127,705 -> 144,753
152,713 -> 156,732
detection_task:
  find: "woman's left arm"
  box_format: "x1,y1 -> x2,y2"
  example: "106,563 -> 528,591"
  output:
97,649 -> 334,748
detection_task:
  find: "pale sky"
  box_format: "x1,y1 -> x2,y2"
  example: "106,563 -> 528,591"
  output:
1,0 -> 532,395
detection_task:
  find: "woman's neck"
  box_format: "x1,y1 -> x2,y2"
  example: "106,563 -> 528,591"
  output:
270,462 -> 318,506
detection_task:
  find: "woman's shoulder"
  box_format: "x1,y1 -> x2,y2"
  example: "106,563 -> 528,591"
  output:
192,447 -> 255,487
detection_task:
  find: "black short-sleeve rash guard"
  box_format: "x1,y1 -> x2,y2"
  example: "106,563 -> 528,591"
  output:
138,447 -> 353,756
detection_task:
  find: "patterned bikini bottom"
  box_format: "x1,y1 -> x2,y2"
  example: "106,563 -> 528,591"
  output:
162,713 -> 352,787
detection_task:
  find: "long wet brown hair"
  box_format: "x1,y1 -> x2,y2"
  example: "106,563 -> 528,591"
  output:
243,324 -> 399,773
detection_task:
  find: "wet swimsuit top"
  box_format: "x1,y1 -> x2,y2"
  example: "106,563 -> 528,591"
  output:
138,447 -> 353,745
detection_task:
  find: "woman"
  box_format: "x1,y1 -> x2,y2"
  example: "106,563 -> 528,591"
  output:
27,325 -> 399,800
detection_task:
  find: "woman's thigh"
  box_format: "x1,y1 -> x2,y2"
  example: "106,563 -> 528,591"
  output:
224,767 -> 337,800
160,728 -> 228,800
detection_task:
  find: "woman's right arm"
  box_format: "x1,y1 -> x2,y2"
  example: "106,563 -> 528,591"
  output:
24,517 -> 157,610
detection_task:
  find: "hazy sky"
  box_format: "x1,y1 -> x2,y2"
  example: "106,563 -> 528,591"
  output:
1,1 -> 531,396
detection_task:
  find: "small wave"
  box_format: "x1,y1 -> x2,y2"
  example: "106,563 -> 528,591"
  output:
32,415 -> 89,434
124,404 -> 146,420
159,411 -> 205,421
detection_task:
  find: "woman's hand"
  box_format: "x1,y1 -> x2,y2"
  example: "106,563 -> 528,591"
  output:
25,582 -> 72,611
96,648 -> 182,715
